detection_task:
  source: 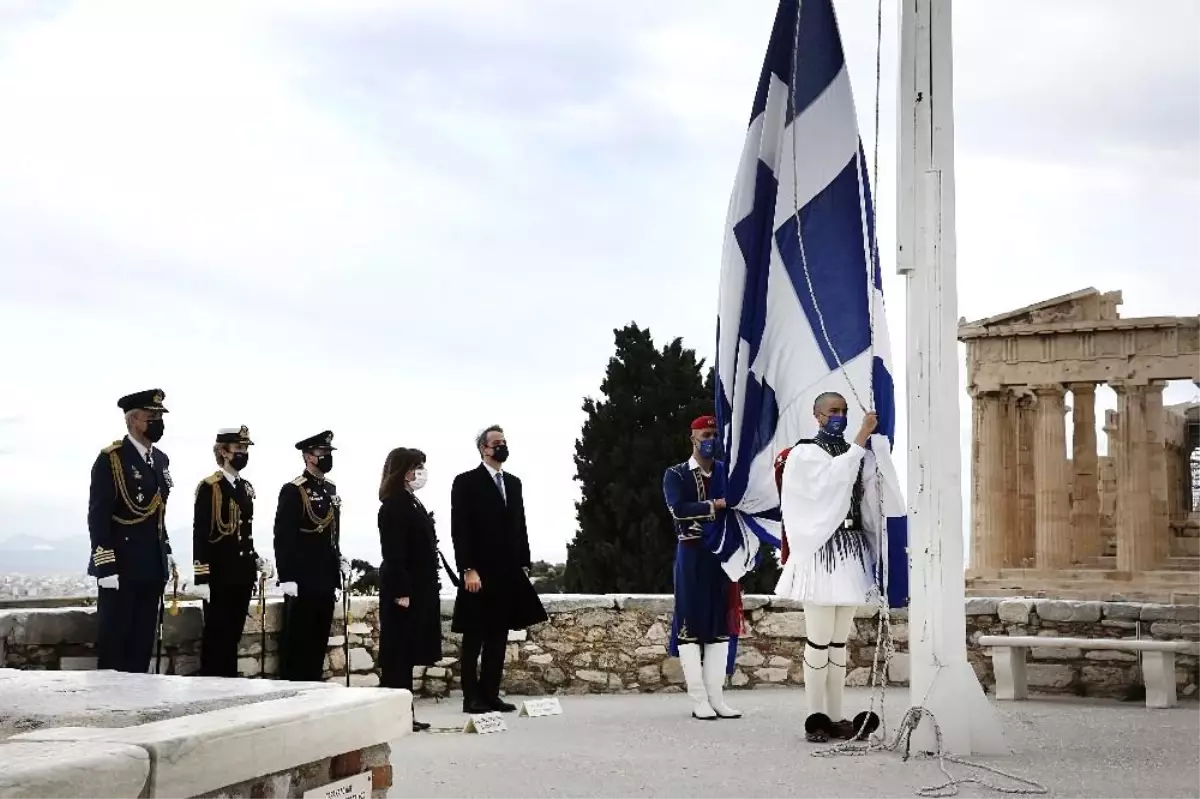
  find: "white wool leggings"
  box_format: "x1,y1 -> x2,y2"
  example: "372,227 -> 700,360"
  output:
802,604 -> 856,719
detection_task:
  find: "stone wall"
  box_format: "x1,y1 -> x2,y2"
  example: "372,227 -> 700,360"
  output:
193,743 -> 391,799
2,596 -> 1197,701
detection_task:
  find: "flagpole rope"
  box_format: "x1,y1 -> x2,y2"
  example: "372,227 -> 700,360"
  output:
785,2 -> 1045,795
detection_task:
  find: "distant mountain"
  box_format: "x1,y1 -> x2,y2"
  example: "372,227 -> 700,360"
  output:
0,533 -> 56,550
0,534 -> 81,576
0,531 -> 190,577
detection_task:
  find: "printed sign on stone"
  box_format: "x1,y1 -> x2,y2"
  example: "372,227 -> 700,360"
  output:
302,771 -> 371,799
463,711 -> 508,735
519,697 -> 564,718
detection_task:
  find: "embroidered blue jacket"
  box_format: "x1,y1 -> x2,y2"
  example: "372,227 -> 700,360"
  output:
662,457 -> 727,550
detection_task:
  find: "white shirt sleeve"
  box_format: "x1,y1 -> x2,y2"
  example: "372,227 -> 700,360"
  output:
779,440 -> 866,567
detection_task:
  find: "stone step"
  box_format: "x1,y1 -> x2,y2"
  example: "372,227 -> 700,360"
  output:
965,580 -> 1200,605
1082,556 -> 1200,571
994,568 -> 1200,585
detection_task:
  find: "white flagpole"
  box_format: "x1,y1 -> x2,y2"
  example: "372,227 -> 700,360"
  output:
896,0 -> 1007,756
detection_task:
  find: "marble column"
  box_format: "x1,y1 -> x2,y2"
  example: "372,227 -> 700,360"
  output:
1014,394 -> 1037,567
1034,385 -> 1072,569
1114,383 -> 1154,572
973,390 -> 1008,573
1001,392 -> 1020,566
1069,383 -> 1100,563
969,392 -> 984,571
1101,410 -> 1121,557
1145,381 -> 1170,566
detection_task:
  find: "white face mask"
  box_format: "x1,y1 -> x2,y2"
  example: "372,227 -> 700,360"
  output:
408,468 -> 428,492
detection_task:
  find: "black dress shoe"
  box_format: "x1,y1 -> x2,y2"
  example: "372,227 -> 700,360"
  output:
463,700 -> 493,714
488,698 -> 517,713
412,719 -> 431,732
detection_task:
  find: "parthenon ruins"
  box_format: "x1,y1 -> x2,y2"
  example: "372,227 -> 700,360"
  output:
961,288 -> 1200,603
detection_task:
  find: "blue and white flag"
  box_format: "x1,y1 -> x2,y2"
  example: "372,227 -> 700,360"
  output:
713,0 -> 908,608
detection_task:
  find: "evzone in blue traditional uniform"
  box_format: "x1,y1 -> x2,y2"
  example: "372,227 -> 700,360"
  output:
774,392 -> 904,742
662,415 -> 743,721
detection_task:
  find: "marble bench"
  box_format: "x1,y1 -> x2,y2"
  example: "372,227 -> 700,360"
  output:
977,635 -> 1200,709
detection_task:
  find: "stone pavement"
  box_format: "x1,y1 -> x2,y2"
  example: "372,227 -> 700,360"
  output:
388,689 -> 1199,798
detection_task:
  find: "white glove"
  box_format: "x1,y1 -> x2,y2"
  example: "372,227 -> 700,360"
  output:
279,581 -> 298,597
339,557 -> 351,578
191,584 -> 211,602
97,575 -> 119,590
257,557 -> 276,580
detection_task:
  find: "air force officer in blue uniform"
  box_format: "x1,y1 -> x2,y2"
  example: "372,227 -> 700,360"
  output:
87,389 -> 177,673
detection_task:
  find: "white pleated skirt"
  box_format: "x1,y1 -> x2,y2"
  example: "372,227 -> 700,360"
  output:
774,544 -> 878,606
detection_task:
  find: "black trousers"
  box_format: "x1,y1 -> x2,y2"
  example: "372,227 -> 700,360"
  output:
199,582 -> 254,678
460,628 -> 508,702
280,592 -> 335,682
96,581 -> 162,674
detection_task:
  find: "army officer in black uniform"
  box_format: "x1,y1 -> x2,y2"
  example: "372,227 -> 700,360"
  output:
273,430 -> 349,682
88,388 -> 177,673
191,426 -> 276,677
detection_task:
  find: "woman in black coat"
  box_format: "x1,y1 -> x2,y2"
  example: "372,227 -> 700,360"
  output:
377,447 -> 443,732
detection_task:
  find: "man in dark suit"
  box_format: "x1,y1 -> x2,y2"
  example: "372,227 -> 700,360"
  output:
450,425 -> 548,713
87,388 -> 177,673
191,426 -> 275,677
273,430 -> 348,682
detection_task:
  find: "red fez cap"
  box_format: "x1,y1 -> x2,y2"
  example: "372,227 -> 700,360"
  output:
691,415 -> 717,431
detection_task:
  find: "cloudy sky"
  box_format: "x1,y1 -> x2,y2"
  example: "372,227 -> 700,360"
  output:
0,0 -> 1196,575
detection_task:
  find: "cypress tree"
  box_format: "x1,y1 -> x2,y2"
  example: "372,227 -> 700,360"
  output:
563,323 -> 781,594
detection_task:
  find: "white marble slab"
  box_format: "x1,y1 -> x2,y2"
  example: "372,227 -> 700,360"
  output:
15,686 -> 412,799
0,668 -> 333,738
0,740 -> 150,799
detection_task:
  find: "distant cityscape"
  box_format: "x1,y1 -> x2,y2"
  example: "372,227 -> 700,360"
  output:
0,572 -> 96,601
0,533 -> 99,600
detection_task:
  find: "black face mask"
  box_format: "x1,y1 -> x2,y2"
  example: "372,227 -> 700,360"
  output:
229,452 -> 249,472
316,453 -> 334,474
491,444 -> 509,463
144,419 -> 165,443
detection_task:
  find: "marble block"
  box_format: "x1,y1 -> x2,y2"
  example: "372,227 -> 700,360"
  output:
15,687 -> 412,798
0,740 -> 150,799
0,668 -> 331,738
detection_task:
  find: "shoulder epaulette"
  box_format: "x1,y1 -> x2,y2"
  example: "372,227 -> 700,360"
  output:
195,474 -> 220,501
325,479 -> 336,490
102,440 -> 122,454
291,476 -> 306,486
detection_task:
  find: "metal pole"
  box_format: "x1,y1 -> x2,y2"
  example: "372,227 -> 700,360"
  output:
153,593 -> 165,675
897,0 -> 1006,755
343,575 -> 351,688
258,573 -> 268,678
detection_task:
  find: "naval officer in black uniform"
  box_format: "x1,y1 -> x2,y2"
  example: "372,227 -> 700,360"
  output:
191,426 -> 276,677
88,388 -> 177,673
273,430 -> 349,682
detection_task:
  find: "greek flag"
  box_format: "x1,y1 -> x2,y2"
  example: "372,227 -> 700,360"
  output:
713,0 -> 908,607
